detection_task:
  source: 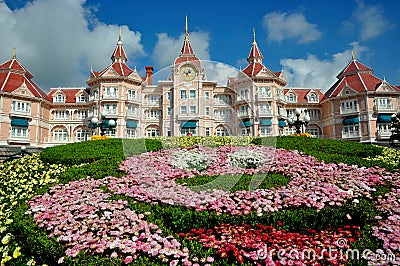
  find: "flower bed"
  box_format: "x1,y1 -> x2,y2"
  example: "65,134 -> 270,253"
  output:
24,144 -> 400,265
0,155 -> 66,265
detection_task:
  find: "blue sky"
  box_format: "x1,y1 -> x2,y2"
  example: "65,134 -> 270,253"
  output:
1,0 -> 399,92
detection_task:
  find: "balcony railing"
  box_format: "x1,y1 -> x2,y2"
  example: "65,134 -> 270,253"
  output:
374,104 -> 394,112
238,111 -> 250,117
258,110 -> 272,116
342,131 -> 361,138
11,109 -> 31,117
127,111 -> 140,119
10,133 -> 30,140
377,130 -> 392,139
340,107 -> 359,114
258,93 -> 272,99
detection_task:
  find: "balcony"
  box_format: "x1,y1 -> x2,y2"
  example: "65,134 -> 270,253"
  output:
10,108 -> 31,118
176,113 -> 199,121
342,131 -> 361,139
340,107 -> 359,115
9,133 -> 30,143
214,100 -> 232,106
238,110 -> 250,118
258,110 -> 273,116
236,97 -> 250,104
257,93 -> 272,100
102,94 -> 119,101
377,129 -> 392,139
126,111 -> 140,119
374,103 -> 394,112
126,96 -> 141,104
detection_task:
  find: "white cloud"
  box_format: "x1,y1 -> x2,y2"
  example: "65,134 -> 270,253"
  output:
262,11 -> 321,44
343,0 -> 394,41
280,42 -> 368,91
0,0 -> 145,91
202,61 -> 240,86
152,31 -> 210,68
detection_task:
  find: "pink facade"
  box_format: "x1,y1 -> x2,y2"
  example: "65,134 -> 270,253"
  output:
1,26 -> 399,147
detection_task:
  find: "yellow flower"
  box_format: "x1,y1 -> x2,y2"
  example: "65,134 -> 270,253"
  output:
1,234 -> 11,245
12,246 -> 21,258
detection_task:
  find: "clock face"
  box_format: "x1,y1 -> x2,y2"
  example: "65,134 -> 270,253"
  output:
179,65 -> 196,81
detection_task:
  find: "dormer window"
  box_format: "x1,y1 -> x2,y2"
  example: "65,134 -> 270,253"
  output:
55,94 -> 65,103
78,93 -> 88,103
286,93 -> 297,102
308,93 -> 318,103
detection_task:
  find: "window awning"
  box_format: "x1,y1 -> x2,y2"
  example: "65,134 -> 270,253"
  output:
342,117 -> 359,125
239,121 -> 251,127
88,122 -> 96,129
377,114 -> 392,123
126,121 -> 137,128
181,121 -> 197,128
278,120 -> 287,127
259,119 -> 272,126
11,118 -> 29,127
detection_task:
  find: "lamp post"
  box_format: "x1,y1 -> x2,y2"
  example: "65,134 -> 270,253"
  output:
89,110 -> 117,136
287,108 -> 310,134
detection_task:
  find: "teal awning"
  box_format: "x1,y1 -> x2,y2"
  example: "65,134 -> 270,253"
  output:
11,118 -> 29,127
377,115 -> 392,123
181,121 -> 197,128
343,117 -> 359,125
88,122 -> 96,129
259,119 -> 272,126
278,120 -> 287,127
126,121 -> 137,128
239,121 -> 251,127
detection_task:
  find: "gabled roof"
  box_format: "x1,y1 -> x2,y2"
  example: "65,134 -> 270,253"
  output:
284,88 -> 325,103
242,62 -> 277,78
46,87 -> 88,103
325,58 -> 398,98
0,55 -> 47,99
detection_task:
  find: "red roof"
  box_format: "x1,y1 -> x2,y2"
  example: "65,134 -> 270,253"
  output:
326,59 -> 398,98
47,88 -> 87,103
180,37 -> 194,55
111,36 -> 127,63
242,62 -> 277,78
174,34 -> 201,68
97,62 -> 134,77
284,88 -> 324,103
337,60 -> 372,79
0,58 -> 47,98
247,41 -> 264,63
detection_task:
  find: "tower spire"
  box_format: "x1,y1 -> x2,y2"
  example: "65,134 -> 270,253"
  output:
12,48 -> 16,59
253,28 -> 256,43
111,28 -> 127,63
351,50 -> 355,61
247,29 -> 264,64
185,16 -> 189,40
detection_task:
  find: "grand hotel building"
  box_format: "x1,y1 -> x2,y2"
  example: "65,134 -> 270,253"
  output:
1,23 -> 399,147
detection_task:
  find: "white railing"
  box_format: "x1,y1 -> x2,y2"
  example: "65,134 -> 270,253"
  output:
342,131 -> 361,138
378,130 -> 392,138
340,107 -> 358,114
375,104 -> 394,111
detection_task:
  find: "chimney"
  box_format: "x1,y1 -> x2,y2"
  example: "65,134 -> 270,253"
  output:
145,66 -> 154,85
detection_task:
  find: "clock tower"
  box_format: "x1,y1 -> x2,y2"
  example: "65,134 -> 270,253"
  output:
169,17 -> 210,136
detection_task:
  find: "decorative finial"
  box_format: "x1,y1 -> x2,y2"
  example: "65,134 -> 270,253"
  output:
253,28 -> 256,43
351,50 -> 355,61
12,48 -> 16,59
90,65 -> 93,72
117,27 -> 122,44
185,16 -> 189,40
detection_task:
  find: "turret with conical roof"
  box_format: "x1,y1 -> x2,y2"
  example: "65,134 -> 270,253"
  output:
174,17 -> 201,68
111,28 -> 128,63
